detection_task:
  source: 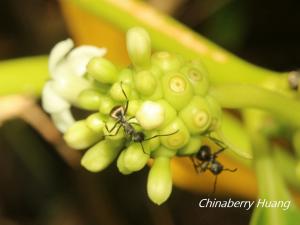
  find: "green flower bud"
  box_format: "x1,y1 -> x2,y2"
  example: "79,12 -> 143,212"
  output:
179,96 -> 212,134
117,150 -> 133,175
118,68 -> 133,84
127,99 -> 142,116
103,118 -> 125,141
109,82 -> 131,102
134,70 -> 157,96
52,73 -> 90,103
155,100 -> 177,129
122,143 -> 149,172
87,57 -> 118,84
86,113 -> 106,133
159,118 -> 190,150
136,101 -> 165,130
64,120 -> 102,150
151,52 -> 183,73
147,157 -> 172,205
99,96 -> 116,115
151,146 -> 176,158
205,95 -> 222,131
162,72 -> 193,111
147,81 -> 163,100
90,80 -> 110,94
180,61 -> 210,96
126,27 -> 151,69
143,131 -> 161,153
81,139 -> 123,172
77,89 -> 103,110
177,136 -> 202,156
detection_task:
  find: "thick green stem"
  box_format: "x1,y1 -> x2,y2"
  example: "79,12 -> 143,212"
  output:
210,84 -> 300,127
0,56 -> 48,96
67,0 -> 287,86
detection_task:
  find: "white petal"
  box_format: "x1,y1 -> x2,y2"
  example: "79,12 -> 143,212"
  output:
49,39 -> 74,77
67,45 -> 107,77
42,81 -> 70,113
51,109 -> 75,133
52,73 -> 91,103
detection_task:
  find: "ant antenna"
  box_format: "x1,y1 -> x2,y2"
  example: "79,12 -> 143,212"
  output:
143,130 -> 179,142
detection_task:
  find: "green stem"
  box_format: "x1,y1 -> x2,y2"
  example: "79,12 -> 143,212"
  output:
210,84 -> 300,127
0,56 -> 48,96
67,0 -> 287,86
245,110 -> 299,225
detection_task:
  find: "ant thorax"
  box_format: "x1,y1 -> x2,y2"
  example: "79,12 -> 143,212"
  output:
110,105 -> 125,119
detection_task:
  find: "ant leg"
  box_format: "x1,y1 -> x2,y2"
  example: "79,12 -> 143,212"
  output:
206,133 -> 226,149
120,81 -> 129,115
144,130 -> 180,141
129,122 -> 141,127
139,142 -> 149,155
104,124 -> 123,137
223,168 -> 238,173
105,120 -> 120,133
208,175 -> 218,197
190,157 -> 200,173
214,147 -> 226,156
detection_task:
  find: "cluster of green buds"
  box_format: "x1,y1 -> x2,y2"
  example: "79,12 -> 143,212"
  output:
42,27 -> 223,205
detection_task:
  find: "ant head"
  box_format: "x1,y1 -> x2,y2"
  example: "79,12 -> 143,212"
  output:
132,132 -> 145,142
196,145 -> 211,161
210,161 -> 223,175
110,105 -> 125,119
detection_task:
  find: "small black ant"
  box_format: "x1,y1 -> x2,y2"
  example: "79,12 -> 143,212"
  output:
191,136 -> 237,195
105,82 -> 178,154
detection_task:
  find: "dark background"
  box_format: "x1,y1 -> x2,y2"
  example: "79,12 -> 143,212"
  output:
0,0 -> 299,224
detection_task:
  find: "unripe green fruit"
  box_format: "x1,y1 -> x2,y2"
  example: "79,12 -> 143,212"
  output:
177,136 -> 202,156
81,139 -> 123,172
77,89 -> 103,110
122,143 -> 149,171
134,70 -> 157,96
179,96 -> 212,134
87,57 -> 118,84
64,120 -> 102,150
151,51 -> 183,73
86,113 -> 106,133
180,62 -> 210,96
126,27 -> 151,69
147,157 -> 172,205
159,118 -> 190,150
161,72 -> 193,111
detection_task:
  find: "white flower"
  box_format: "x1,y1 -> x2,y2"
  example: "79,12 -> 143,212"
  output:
42,39 -> 106,132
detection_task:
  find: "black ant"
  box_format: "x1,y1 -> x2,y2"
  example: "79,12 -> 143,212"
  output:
191,136 -> 237,195
105,82 -> 178,154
